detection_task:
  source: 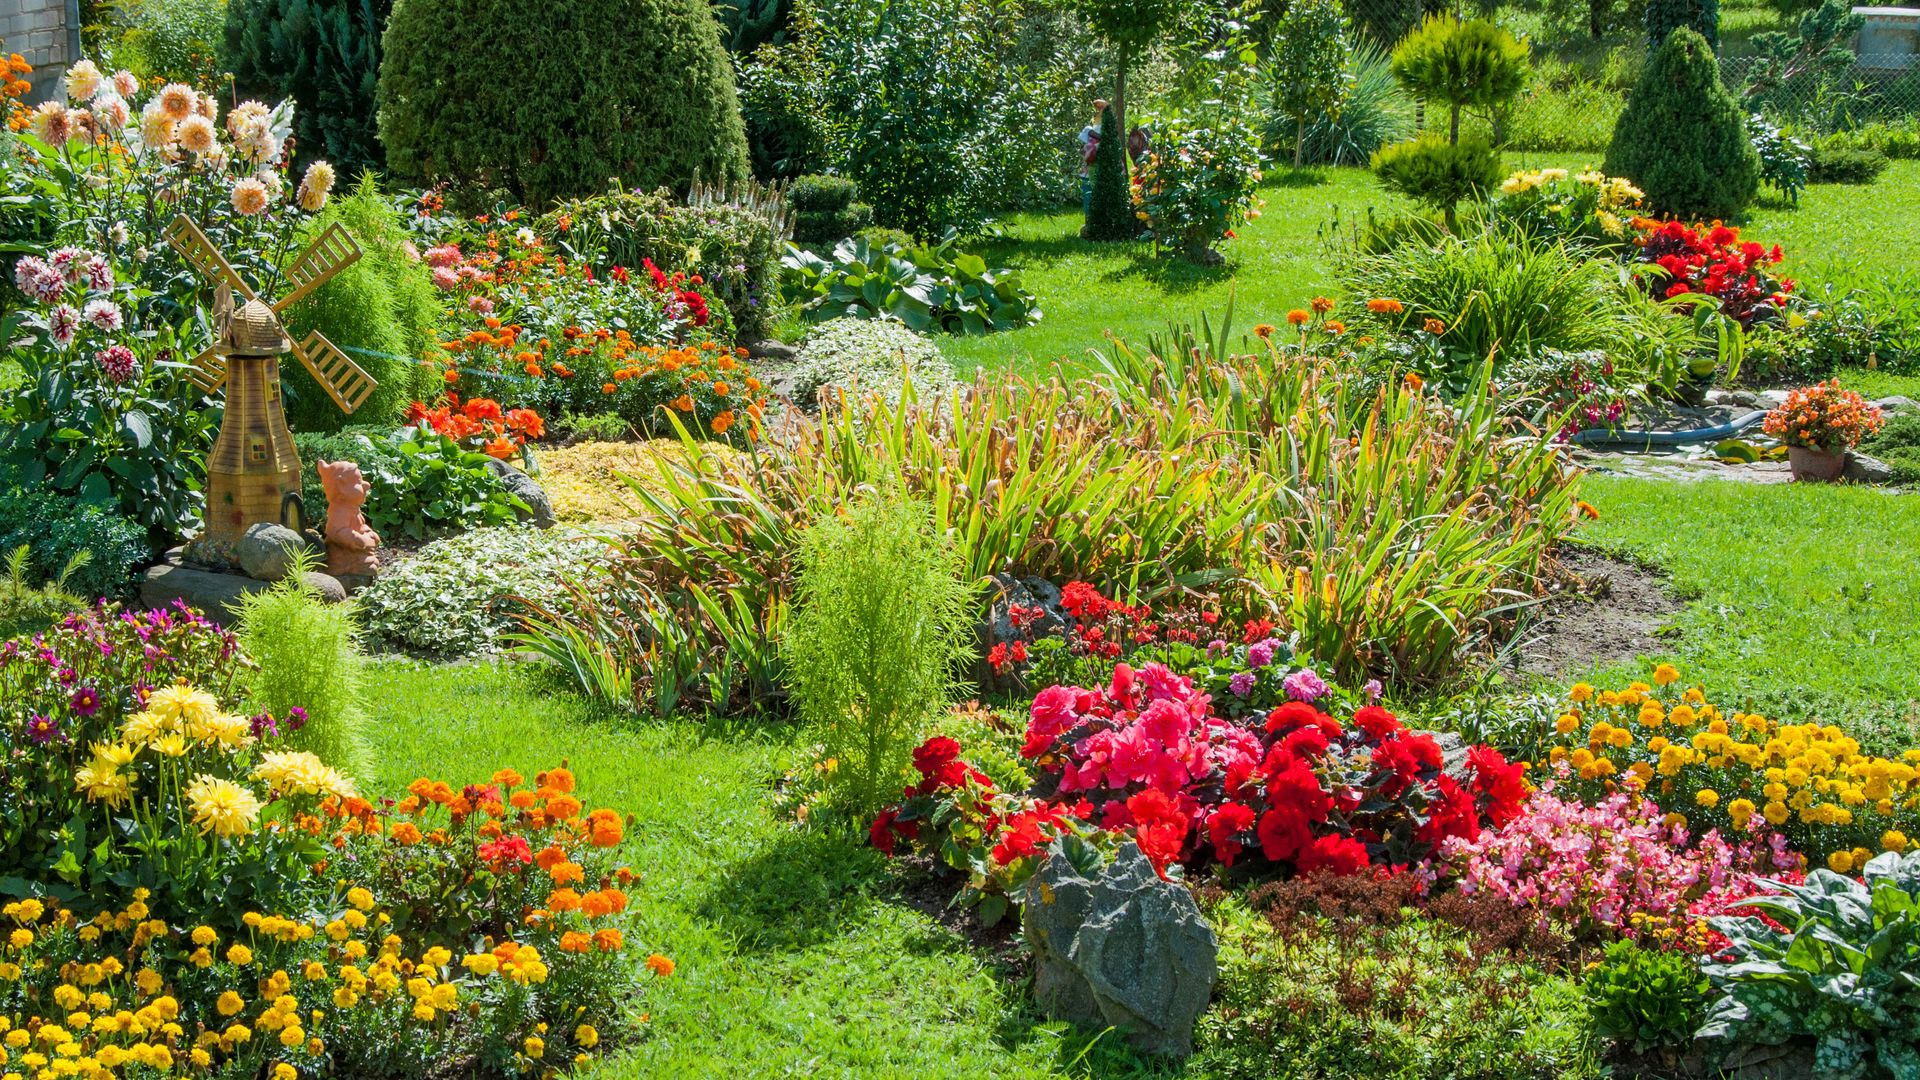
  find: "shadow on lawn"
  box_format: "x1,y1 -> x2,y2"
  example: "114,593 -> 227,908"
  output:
694,828 -> 890,953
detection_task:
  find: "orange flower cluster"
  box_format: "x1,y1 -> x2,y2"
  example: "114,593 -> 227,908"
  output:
3,53 -> 31,131
1762,379 -> 1884,453
404,393 -> 545,458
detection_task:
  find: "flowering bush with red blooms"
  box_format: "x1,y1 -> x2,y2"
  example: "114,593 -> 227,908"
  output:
1633,219 -> 1792,327
1762,379 -> 1884,452
404,392 -> 545,459
308,763 -> 637,951
870,736 -> 1111,923
1018,662 -> 1529,880
989,581 -> 1329,724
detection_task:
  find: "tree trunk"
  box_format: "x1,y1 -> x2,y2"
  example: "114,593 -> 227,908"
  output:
1114,43 -> 1131,138
1449,103 -> 1461,146
1294,116 -> 1305,168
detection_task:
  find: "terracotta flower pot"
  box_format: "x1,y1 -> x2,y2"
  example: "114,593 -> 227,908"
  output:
1787,444 -> 1848,482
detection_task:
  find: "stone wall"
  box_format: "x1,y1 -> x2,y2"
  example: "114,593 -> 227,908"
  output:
3,0 -> 80,105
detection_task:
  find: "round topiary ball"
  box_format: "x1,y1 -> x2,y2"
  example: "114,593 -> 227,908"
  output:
377,0 -> 751,208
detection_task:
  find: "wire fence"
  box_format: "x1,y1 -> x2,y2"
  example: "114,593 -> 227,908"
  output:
1334,0 -> 1920,151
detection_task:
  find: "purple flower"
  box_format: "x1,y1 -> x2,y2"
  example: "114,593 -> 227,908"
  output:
1362,679 -> 1383,703
285,707 -> 308,732
1283,668 -> 1330,703
249,712 -> 279,739
69,685 -> 102,717
1228,672 -> 1256,698
26,713 -> 62,745
1246,639 -> 1278,670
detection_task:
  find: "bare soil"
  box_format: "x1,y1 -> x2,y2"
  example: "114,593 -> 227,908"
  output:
1508,548 -> 1685,680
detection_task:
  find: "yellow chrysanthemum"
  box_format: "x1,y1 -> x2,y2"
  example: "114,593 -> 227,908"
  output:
185,777 -> 261,839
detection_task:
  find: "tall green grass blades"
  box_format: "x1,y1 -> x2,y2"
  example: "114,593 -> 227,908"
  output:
233,551 -> 371,779
783,491 -> 977,818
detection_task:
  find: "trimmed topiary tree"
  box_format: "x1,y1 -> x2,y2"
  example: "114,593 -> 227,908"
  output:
1372,133 -> 1501,230
1646,0 -> 1718,51
1604,27 -> 1758,220
224,0 -> 389,177
378,0 -> 751,208
1390,13 -> 1531,146
1083,105 -> 1134,241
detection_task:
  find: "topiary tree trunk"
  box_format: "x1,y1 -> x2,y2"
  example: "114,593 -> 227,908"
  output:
1083,106 -> 1134,241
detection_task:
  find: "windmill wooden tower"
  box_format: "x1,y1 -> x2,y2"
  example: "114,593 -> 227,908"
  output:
163,214 -> 375,554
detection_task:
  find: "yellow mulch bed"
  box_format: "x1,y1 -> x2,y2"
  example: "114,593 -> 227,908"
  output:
534,439 -> 740,525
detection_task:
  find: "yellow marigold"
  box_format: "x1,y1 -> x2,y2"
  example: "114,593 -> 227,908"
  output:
1652,664 -> 1681,685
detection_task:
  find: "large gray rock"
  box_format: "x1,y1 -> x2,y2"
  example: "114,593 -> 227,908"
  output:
1844,452 -> 1893,485
1873,395 -> 1915,414
235,522 -> 309,582
140,563 -> 271,625
1021,842 -> 1217,1058
484,458 -> 556,529
974,574 -> 1070,688
300,571 -> 349,605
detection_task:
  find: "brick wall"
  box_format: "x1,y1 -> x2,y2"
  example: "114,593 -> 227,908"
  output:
3,0 -> 80,105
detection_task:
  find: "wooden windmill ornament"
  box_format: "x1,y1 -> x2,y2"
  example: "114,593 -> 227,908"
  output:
163,214 -> 374,553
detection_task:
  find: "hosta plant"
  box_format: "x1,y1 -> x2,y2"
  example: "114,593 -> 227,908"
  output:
1585,938 -> 1713,1054
1700,852 -> 1920,1079
779,231 -> 1042,335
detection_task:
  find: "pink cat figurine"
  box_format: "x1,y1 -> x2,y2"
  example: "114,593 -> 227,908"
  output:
317,459 -> 381,576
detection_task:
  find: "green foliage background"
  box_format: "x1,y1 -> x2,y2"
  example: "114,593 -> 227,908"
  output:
225,0 -> 391,176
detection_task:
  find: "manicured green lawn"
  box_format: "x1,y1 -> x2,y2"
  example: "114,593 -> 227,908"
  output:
941,159 -> 1920,383
1572,475 -> 1920,752
359,662 -> 1163,1079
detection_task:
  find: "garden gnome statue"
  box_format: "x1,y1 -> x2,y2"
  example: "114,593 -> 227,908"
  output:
317,460 -> 380,577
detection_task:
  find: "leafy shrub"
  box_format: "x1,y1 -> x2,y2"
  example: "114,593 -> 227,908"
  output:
1133,98 -> 1267,261
554,410 -> 633,443
1862,411 -> 1920,485
1281,39 -> 1414,167
787,173 -> 873,245
234,553 -> 372,779
297,427 -> 524,540
1483,167 -> 1646,251
224,0 -> 389,175
1195,894 -> 1595,1080
1371,133 -> 1502,230
1748,112 -> 1811,203
283,177 -> 443,430
784,492 -> 976,816
780,232 -> 1042,334
378,0 -> 751,207
1807,143 -> 1890,184
117,0 -> 229,86
1586,938 -> 1712,1054
1604,28 -> 1759,220
0,482 -> 149,600
1812,119 -> 1920,160
358,526 -> 602,657
292,425 -> 404,521
1701,853 -> 1920,1078
790,317 -> 954,408
539,185 -> 783,341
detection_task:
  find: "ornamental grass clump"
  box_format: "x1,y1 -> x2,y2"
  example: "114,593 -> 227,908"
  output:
782,492 -> 977,817
233,551 -> 371,781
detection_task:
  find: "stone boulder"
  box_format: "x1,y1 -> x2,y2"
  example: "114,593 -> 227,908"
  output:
235,522 -> 310,582
973,574 -> 1069,689
1844,452 -> 1893,485
140,564 -> 271,626
1021,841 -> 1217,1058
484,458 -> 556,529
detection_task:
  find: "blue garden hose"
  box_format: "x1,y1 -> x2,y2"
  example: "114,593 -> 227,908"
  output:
1567,410 -> 1768,449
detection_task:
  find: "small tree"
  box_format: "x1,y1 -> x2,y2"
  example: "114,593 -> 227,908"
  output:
782,492 -> 976,818
1603,27 -> 1758,220
1372,14 -> 1527,229
1083,104 -> 1134,240
1391,14 -> 1531,146
379,0 -> 751,207
1079,0 -> 1189,137
1269,0 -> 1352,168
1646,0 -> 1719,51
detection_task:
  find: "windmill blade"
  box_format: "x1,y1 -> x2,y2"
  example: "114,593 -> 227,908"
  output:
290,330 -> 376,415
185,346 -> 228,394
273,222 -> 362,313
161,215 -> 256,302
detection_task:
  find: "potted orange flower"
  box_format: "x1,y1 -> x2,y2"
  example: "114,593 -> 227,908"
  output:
1763,380 -> 1884,482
